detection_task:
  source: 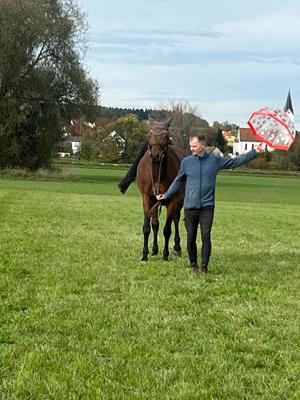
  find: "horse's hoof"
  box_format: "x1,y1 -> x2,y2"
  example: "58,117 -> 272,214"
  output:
152,250 -> 158,256
175,250 -> 182,257
174,244 -> 182,253
163,255 -> 169,261
140,256 -> 148,262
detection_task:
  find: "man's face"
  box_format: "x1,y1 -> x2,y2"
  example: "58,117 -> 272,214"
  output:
190,137 -> 205,156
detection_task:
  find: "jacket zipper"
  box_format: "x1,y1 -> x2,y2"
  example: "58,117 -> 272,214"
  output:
199,158 -> 202,207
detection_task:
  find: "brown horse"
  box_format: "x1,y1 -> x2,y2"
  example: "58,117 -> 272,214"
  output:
136,118 -> 186,261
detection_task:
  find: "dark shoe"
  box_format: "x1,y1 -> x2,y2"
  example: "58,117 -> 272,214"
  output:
201,263 -> 208,273
191,262 -> 199,273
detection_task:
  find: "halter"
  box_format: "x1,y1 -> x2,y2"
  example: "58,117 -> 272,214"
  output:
148,135 -> 169,194
149,149 -> 164,196
147,132 -> 169,217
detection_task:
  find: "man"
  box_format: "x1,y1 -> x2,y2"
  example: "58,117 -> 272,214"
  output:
156,135 -> 265,274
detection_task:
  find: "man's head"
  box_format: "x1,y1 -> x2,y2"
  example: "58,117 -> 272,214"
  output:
189,135 -> 206,156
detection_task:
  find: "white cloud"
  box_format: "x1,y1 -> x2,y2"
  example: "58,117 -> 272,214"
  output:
214,9 -> 300,52
88,7 -> 300,66
80,0 -> 300,126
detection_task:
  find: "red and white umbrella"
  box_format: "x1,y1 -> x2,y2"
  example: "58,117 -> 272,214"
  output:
247,92 -> 296,151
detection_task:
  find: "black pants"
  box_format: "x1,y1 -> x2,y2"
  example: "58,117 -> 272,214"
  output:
184,207 -> 215,266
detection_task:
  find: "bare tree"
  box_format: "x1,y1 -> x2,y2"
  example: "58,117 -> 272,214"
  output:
157,100 -> 210,150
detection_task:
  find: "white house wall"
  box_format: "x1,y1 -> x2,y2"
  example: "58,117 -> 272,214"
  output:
233,141 -> 273,155
71,142 -> 80,154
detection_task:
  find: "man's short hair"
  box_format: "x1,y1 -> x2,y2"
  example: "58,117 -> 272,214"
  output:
189,134 -> 206,144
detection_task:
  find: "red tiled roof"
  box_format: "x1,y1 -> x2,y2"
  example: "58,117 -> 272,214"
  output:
223,131 -> 234,137
239,128 -> 260,142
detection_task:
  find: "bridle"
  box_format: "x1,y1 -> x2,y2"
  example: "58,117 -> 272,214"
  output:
148,141 -> 168,164
147,133 -> 169,217
148,136 -> 169,196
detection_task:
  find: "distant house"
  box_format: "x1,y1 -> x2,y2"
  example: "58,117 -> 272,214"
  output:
205,146 -> 224,157
222,131 -> 236,148
63,134 -> 81,154
233,128 -> 273,155
68,119 -> 96,130
105,130 -> 125,144
63,119 -> 96,140
103,130 -> 126,156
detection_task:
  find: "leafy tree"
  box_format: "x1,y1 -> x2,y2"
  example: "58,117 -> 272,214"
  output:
0,0 -> 99,169
96,131 -> 124,162
79,140 -> 94,161
107,114 -> 149,162
214,128 -> 227,153
288,134 -> 300,170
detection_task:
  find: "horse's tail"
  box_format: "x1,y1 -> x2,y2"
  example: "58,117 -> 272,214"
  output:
118,142 -> 148,193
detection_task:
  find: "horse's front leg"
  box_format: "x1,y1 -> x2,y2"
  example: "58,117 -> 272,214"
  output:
141,214 -> 151,261
151,209 -> 159,255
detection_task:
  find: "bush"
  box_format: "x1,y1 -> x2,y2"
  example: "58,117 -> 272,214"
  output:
0,167 -> 78,180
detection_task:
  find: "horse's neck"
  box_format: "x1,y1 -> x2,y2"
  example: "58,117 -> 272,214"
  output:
149,149 -> 171,179
150,159 -> 164,178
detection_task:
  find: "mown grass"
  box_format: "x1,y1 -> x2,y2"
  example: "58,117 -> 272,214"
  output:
0,166 -> 299,399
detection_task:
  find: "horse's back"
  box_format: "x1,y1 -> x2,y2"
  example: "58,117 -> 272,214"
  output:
169,145 -> 188,162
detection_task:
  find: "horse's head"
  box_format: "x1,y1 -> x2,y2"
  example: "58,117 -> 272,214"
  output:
148,117 -> 171,163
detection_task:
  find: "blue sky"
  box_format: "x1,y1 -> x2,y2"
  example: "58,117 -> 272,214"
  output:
78,0 -> 300,127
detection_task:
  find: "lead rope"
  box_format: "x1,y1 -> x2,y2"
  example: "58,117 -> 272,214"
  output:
148,152 -> 164,217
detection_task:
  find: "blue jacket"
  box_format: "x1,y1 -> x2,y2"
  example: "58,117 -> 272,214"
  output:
165,149 -> 258,209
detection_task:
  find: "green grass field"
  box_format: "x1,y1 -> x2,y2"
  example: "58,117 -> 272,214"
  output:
0,166 -> 299,399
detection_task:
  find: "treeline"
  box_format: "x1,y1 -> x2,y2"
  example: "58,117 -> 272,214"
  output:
97,106 -> 152,120
62,111 -> 300,171
60,109 -> 235,164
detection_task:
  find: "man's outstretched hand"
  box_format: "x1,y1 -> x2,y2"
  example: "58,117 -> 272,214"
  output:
255,143 -> 265,153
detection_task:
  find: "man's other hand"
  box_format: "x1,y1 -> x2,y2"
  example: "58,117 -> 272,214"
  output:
156,193 -> 167,201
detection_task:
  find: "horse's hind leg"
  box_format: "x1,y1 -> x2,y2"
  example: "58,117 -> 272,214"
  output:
151,210 -> 159,256
141,214 -> 151,261
173,214 -> 182,256
163,216 -> 172,261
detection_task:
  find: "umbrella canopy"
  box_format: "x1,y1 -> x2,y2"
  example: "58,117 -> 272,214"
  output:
248,91 -> 296,151
247,107 -> 296,150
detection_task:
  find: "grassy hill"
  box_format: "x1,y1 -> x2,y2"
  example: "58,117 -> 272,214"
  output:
0,167 -> 299,399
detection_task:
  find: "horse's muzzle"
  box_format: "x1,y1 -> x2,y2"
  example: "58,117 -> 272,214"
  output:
150,154 -> 162,163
